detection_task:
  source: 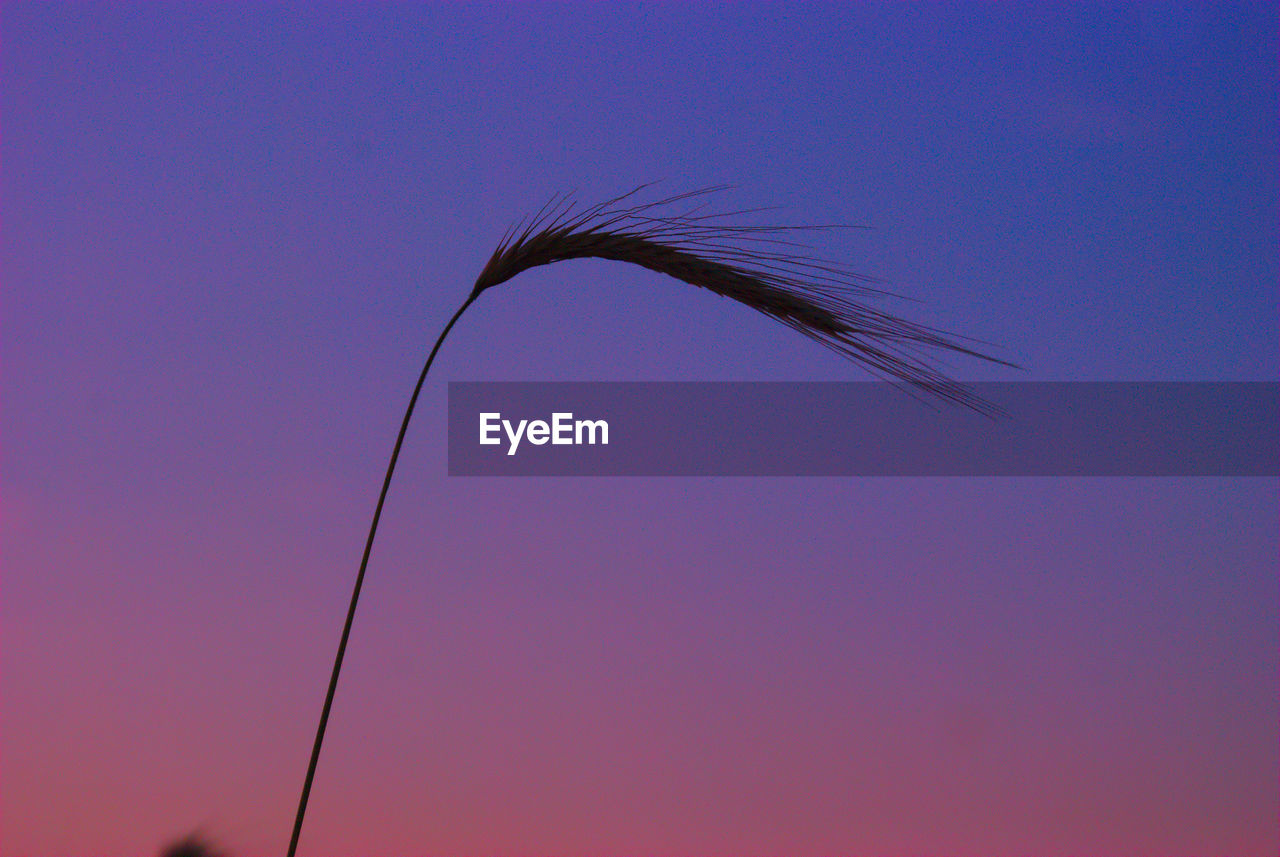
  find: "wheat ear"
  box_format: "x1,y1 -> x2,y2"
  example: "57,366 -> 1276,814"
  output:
286,187 -> 1013,857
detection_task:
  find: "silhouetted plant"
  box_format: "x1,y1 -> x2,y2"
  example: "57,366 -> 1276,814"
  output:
160,833 -> 225,857
286,186 -> 1014,856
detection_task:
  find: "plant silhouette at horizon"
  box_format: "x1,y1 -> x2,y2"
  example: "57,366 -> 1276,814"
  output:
285,185 -> 1016,857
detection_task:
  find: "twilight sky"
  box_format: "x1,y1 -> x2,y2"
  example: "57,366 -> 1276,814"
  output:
2,4 -> 1277,856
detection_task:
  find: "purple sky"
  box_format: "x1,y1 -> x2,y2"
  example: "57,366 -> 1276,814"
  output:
2,3 -> 1277,856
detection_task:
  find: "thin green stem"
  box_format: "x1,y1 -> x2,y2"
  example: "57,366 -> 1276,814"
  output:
286,292 -> 479,857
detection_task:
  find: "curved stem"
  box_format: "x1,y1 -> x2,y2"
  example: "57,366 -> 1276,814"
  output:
287,292 -> 479,857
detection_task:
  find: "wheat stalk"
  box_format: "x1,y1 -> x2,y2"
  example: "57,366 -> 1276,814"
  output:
285,186 -> 1013,857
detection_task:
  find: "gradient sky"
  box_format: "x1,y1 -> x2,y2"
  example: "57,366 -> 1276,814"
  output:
2,3 -> 1277,856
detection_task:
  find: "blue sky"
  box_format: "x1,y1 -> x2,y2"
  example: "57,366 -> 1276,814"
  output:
3,4 -> 1276,856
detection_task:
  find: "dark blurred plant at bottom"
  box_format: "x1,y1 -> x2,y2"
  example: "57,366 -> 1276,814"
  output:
160,833 -> 226,857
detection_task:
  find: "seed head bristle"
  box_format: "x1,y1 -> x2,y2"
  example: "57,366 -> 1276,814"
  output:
472,187 -> 1015,412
